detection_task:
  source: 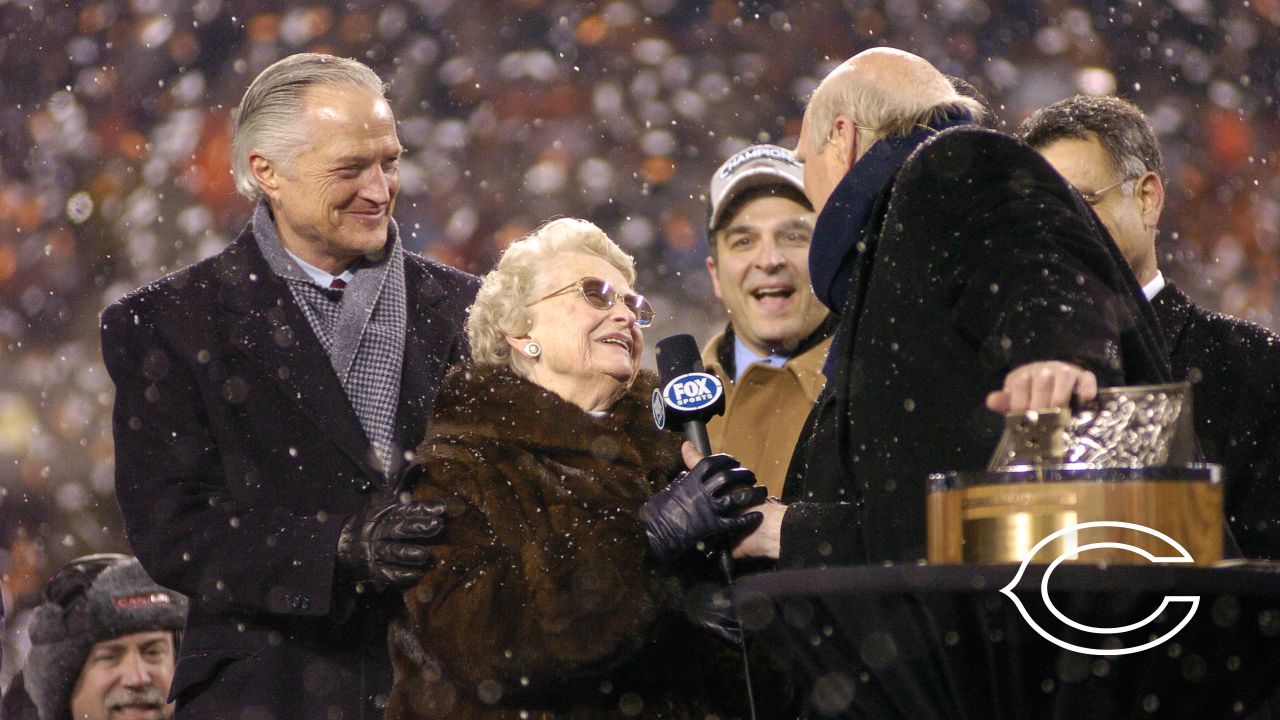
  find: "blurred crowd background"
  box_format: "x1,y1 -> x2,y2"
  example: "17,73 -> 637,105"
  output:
1,0 -> 1278,679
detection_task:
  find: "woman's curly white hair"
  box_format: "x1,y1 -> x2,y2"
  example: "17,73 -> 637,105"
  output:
467,218 -> 636,374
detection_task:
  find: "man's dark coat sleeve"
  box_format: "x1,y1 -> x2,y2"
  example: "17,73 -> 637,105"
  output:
102,292 -> 346,616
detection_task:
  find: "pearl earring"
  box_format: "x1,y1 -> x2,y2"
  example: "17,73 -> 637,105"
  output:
524,341 -> 542,358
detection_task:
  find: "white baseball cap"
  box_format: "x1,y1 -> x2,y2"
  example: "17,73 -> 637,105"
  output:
707,144 -> 806,232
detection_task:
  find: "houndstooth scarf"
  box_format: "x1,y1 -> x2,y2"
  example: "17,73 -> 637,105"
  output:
252,201 -> 406,475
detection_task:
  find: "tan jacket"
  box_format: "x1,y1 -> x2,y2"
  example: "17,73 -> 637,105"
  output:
701,332 -> 832,497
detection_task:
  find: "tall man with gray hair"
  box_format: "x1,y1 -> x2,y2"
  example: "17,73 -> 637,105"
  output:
729,48 -> 1172,567
100,54 -> 479,717
1019,94 -> 1280,559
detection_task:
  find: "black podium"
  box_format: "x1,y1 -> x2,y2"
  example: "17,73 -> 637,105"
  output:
734,564 -> 1280,719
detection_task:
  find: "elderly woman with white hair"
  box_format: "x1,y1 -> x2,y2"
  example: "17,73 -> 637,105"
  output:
385,218 -> 772,719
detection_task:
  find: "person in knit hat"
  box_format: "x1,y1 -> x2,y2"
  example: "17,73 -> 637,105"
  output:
2,554 -> 187,720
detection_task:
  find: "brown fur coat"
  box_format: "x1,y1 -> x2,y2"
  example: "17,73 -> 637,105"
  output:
386,364 -> 756,719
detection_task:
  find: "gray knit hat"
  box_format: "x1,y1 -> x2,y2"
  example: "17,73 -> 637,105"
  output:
23,554 -> 187,720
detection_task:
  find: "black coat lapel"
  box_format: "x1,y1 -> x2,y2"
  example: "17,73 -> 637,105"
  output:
391,257 -> 456,476
215,235 -> 384,482
1151,283 -> 1193,358
837,184 -> 893,349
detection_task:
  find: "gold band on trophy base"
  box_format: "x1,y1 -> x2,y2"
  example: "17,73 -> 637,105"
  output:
927,466 -> 1222,565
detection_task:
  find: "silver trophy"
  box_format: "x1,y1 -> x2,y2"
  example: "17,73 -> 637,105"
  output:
987,382 -> 1198,470
928,381 -> 1222,565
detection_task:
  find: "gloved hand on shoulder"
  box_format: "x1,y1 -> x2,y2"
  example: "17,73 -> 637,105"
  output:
336,495 -> 446,589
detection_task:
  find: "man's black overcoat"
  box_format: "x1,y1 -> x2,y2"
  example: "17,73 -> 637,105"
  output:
1152,281 -> 1280,559
100,224 -> 479,719
781,127 -> 1171,566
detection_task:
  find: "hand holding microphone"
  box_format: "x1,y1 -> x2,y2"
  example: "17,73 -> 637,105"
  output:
640,454 -> 765,566
639,334 -> 766,566
644,335 -> 763,718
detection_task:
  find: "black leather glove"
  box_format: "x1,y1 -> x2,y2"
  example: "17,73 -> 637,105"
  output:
640,454 -> 766,567
685,582 -> 742,645
336,496 -> 446,589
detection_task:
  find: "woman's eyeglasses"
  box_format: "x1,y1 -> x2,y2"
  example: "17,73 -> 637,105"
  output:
529,277 -> 655,328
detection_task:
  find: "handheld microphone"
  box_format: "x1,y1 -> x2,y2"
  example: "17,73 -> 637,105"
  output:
652,332 -> 757,720
653,334 -> 725,455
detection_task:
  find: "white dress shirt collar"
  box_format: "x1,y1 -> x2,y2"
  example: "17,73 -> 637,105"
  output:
1142,270 -> 1166,302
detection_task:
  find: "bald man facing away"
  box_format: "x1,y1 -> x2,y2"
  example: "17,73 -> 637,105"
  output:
1020,95 -> 1280,560
730,48 -> 1172,567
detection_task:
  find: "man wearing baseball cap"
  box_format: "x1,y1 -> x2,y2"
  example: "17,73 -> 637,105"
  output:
3,554 -> 187,720
702,144 -> 834,497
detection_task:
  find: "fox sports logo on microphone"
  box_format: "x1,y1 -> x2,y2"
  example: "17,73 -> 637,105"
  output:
662,372 -> 724,412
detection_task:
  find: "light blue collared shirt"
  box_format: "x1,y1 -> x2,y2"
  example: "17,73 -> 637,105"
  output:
285,248 -> 356,289
732,335 -> 790,382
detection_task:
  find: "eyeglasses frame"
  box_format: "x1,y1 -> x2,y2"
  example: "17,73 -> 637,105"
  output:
1078,174 -> 1143,206
527,276 -> 654,328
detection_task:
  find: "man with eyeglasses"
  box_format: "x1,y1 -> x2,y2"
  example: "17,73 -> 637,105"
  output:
3,554 -> 188,720
700,145 -> 833,498
1020,94 -> 1280,559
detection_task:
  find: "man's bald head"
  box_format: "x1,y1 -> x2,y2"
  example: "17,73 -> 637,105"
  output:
839,48 -> 954,104
794,48 -> 985,212
804,48 -> 983,161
